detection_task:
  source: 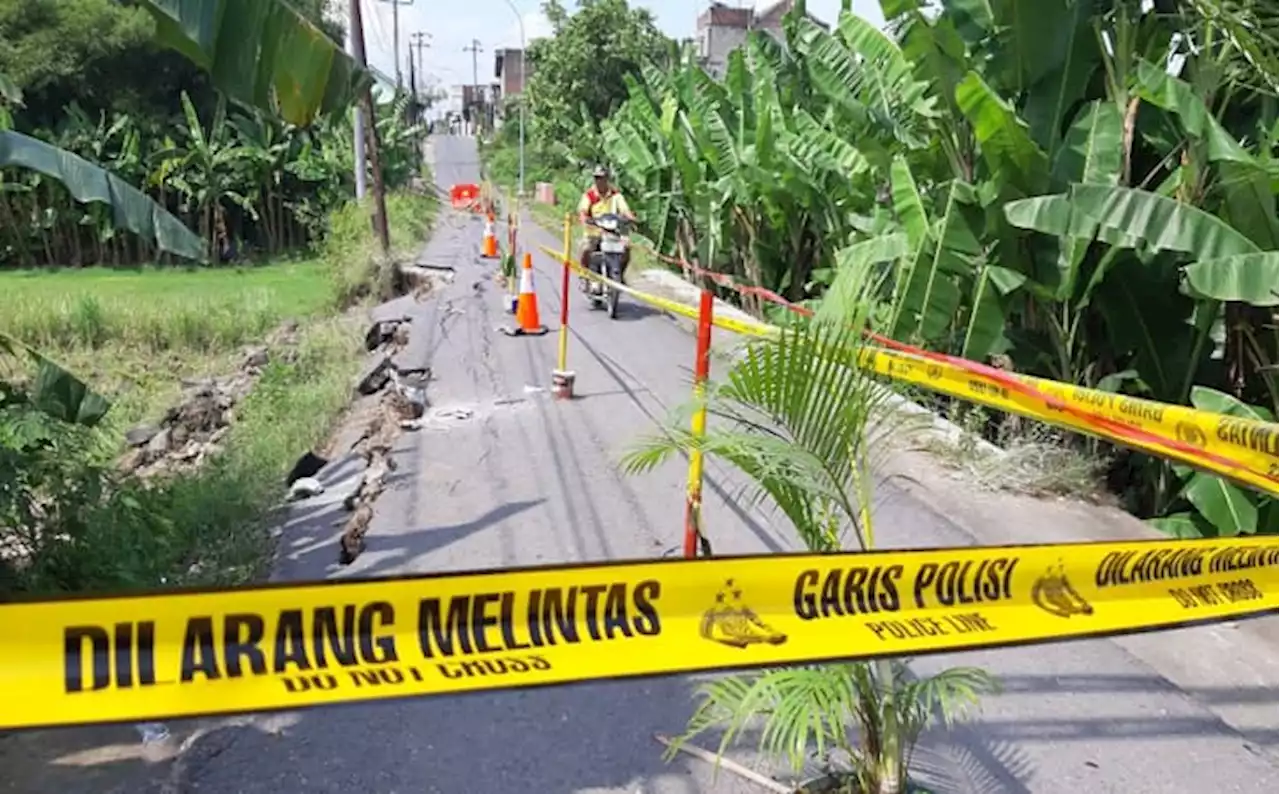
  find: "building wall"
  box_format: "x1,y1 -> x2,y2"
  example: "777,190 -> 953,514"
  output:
701,24 -> 750,79
500,50 -> 526,97
696,0 -> 821,79
696,2 -> 799,79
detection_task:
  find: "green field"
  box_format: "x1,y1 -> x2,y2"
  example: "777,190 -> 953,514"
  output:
0,259 -> 331,352
0,259 -> 338,431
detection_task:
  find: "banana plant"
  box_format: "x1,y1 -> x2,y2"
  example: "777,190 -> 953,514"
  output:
0,333 -> 110,428
168,91 -> 259,251
1004,55 -> 1279,405
0,77 -> 206,263
558,0 -> 1279,537
0,130 -> 207,263
229,110 -> 296,252
136,0 -> 370,127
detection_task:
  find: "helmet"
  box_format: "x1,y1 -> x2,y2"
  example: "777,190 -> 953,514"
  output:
592,164 -> 609,178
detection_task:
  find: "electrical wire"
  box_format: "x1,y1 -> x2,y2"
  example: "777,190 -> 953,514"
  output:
364,0 -> 393,63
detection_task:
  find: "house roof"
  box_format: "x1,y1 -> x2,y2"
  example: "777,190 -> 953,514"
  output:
697,3 -> 752,29
696,0 -> 828,32
754,0 -> 795,28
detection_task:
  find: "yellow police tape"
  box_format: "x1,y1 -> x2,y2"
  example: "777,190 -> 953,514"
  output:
538,244 -> 779,337
864,348 -> 1278,496
1013,371 -> 1278,486
4,536 -> 1274,730
539,245 -> 1278,496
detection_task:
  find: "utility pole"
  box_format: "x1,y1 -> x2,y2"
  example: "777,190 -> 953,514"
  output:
407,51 -> 417,126
407,52 -> 416,103
498,0 -> 527,197
376,0 -> 415,90
346,8 -> 368,200
410,31 -> 432,105
349,0 -> 392,254
463,39 -> 483,135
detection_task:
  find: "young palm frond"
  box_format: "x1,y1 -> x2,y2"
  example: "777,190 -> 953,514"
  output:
669,661 -> 999,790
667,664 -> 866,777
621,319 -> 921,550
623,267 -> 995,791
621,263 -> 923,554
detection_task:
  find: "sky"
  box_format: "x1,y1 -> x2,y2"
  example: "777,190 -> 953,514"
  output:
357,0 -> 887,96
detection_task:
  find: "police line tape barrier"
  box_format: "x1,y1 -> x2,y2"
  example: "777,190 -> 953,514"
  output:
866,348 -> 1278,495
538,245 -> 780,335
644,248 -> 1280,494
670,251 -> 1280,496
540,245 -> 1278,496
4,536 -> 1274,731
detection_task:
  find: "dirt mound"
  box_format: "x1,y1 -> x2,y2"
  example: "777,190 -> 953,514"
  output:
117,323 -> 303,479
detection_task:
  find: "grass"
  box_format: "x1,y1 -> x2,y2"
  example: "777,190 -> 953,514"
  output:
8,316 -> 364,594
0,259 -> 332,352
0,188 -> 438,597
327,191 -> 438,306
917,396 -> 1111,501
0,191 -> 437,431
0,259 -> 336,432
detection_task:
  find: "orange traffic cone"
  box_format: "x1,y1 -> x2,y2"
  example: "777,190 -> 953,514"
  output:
501,253 -> 548,336
480,212 -> 499,259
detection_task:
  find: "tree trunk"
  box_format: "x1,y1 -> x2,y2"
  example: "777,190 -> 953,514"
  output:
0,195 -> 34,267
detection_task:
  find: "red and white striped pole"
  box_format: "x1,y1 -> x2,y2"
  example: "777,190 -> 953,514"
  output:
683,289 -> 715,558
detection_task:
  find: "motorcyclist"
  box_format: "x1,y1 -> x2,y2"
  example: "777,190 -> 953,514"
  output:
577,165 -> 635,292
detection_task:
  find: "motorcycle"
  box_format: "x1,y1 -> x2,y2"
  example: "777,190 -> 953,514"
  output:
584,213 -> 632,319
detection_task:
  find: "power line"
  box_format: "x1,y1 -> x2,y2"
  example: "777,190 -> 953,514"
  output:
375,0 -> 415,88
364,0 -> 392,57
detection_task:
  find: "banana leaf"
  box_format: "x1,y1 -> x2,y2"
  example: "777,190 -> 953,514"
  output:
1133,58 -> 1278,250
138,0 -> 371,127
0,130 -> 206,263
1182,471 -> 1259,535
0,333 -> 111,428
1044,100 -> 1124,299
890,175 -> 978,343
1134,59 -> 1255,166
1184,252 -> 1280,306
955,70 -> 1049,193
1005,180 -> 1274,353
1019,0 -> 1099,157
1190,386 -> 1276,422
1006,184 -> 1260,262
1177,387 -> 1275,536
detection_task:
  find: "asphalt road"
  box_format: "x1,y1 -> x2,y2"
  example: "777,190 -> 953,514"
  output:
175,136 -> 1279,794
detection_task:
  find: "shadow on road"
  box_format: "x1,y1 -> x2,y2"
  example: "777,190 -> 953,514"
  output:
172,677 -> 719,794
914,728 -> 1037,794
7,671 -> 1259,794
606,300 -> 665,322
567,330 -> 786,555
333,499 -> 547,580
